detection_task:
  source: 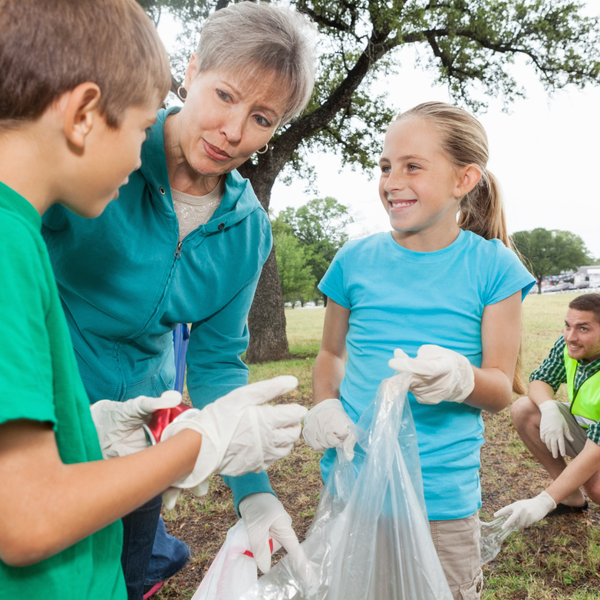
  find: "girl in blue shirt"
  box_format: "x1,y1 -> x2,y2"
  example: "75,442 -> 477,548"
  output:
303,102 -> 535,599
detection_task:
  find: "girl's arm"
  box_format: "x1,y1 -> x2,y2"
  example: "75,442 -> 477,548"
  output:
464,290 -> 522,413
312,299 -> 350,404
0,419 -> 201,567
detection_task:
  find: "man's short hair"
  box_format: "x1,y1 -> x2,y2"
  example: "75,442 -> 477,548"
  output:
569,293 -> 600,325
0,0 -> 171,131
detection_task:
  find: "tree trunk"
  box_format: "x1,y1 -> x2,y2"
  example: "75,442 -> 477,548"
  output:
241,159 -> 291,363
246,247 -> 290,363
537,276 -> 543,294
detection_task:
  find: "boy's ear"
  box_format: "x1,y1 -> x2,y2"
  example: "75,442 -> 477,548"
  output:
454,164 -> 482,198
63,83 -> 102,149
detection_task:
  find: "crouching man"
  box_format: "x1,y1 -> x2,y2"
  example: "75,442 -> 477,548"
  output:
496,293 -> 600,529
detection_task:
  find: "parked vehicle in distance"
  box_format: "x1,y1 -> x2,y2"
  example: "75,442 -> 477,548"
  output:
543,282 -> 571,293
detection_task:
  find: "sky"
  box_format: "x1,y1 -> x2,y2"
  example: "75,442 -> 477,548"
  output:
158,2 -> 600,259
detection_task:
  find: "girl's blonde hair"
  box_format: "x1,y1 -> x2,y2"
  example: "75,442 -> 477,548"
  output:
396,101 -> 526,395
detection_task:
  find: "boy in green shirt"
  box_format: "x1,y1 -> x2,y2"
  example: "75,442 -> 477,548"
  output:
0,1 -> 306,598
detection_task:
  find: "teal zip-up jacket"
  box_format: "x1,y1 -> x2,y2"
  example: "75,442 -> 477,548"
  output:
42,108 -> 274,509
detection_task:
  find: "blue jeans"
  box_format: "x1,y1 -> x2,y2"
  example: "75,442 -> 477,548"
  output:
120,500 -> 190,600
121,495 -> 163,600
145,517 -> 190,585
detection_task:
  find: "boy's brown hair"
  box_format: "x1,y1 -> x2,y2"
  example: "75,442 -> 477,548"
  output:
569,293 -> 600,325
0,0 -> 171,131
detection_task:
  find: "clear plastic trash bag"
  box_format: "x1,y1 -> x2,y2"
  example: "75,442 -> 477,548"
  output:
241,373 -> 453,600
192,520 -> 257,600
479,516 -> 517,565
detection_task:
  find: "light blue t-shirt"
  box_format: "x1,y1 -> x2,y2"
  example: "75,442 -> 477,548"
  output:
318,230 -> 535,520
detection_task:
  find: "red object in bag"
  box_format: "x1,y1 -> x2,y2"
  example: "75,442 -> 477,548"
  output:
143,404 -> 192,445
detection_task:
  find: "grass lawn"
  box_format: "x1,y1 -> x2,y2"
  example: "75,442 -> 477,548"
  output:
157,294 -> 600,600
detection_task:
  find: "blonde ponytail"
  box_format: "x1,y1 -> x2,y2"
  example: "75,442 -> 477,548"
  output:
396,102 -> 526,395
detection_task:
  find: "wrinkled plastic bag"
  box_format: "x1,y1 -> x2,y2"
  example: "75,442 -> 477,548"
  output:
479,516 -> 517,565
192,520 -> 257,600
241,373 -> 453,600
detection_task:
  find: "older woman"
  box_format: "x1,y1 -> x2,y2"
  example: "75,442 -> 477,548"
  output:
42,3 -> 316,599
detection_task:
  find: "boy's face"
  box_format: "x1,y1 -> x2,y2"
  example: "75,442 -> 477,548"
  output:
63,98 -> 159,218
564,308 -> 600,363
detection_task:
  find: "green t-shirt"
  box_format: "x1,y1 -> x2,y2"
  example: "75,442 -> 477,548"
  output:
0,182 -> 126,600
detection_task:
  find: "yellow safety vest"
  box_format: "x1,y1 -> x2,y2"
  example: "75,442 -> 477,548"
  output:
564,347 -> 600,428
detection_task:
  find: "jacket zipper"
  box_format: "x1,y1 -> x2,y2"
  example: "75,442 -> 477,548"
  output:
174,241 -> 182,259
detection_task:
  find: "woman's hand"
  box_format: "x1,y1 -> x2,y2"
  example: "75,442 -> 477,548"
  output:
239,493 -> 305,574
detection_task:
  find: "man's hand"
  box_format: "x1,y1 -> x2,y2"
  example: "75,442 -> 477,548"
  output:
539,401 -> 575,458
388,345 -> 475,404
494,491 -> 557,530
91,391 -> 182,459
302,399 -> 356,461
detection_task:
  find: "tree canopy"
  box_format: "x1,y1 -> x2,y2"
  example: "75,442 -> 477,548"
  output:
272,220 -> 316,305
277,197 -> 353,301
140,0 -> 600,361
512,228 -> 592,292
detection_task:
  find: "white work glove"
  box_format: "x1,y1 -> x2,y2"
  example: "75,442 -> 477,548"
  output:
494,491 -> 557,530
388,345 -> 475,404
302,398 -> 357,461
539,401 -> 575,459
160,376 -> 307,509
239,493 -> 304,573
91,391 -> 182,459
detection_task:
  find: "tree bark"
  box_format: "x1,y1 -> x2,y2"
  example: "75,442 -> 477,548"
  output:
246,247 -> 290,363
241,155 -> 291,363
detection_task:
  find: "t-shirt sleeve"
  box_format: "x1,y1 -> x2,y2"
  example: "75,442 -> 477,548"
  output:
529,336 -> 567,391
586,422 -> 600,446
0,218 -> 56,427
318,245 -> 351,308
485,242 -> 536,305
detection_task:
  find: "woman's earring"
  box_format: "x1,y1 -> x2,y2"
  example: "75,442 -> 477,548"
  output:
256,144 -> 269,155
177,86 -> 188,102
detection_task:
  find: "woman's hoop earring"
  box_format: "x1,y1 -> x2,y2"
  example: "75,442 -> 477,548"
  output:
256,144 -> 269,155
177,86 -> 188,102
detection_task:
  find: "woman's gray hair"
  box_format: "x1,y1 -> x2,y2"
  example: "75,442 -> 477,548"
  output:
195,2 -> 316,125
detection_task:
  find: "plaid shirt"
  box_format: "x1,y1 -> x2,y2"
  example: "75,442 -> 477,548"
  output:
530,335 -> 600,445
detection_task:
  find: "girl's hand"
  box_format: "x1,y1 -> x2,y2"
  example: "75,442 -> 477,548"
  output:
302,399 -> 356,461
388,345 -> 475,404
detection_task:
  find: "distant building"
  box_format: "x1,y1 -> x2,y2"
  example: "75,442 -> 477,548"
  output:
574,266 -> 600,288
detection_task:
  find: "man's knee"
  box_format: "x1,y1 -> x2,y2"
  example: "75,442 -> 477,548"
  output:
584,472 -> 600,505
510,396 -> 539,432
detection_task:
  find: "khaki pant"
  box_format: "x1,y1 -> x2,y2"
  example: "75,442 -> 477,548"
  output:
430,513 -> 483,600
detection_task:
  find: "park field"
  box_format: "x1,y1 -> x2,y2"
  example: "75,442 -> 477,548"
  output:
158,293 -> 600,600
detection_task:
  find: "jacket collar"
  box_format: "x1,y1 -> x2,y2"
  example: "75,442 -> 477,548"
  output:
140,107 -> 263,230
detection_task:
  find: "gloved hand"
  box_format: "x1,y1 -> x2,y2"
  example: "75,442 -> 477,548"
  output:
494,491 -> 557,530
302,398 -> 356,461
388,345 -> 475,405
90,391 -> 182,459
239,493 -> 303,573
160,376 -> 307,509
539,401 -> 574,458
